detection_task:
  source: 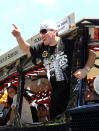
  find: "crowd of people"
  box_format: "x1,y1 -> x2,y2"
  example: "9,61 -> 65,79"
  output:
0,85 -> 50,125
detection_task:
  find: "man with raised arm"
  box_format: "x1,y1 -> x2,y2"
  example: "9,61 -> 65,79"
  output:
12,21 -> 71,120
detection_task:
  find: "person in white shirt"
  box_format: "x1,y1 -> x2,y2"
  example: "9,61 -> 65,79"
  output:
7,85 -> 33,125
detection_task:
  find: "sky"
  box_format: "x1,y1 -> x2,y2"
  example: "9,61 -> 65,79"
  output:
0,0 -> 99,55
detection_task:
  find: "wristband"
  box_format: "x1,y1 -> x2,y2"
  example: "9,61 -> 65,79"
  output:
84,66 -> 91,72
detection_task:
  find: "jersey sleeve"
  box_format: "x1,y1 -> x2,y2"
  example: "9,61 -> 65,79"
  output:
30,43 -> 44,59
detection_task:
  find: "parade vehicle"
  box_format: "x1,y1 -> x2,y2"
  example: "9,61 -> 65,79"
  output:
0,13 -> 99,130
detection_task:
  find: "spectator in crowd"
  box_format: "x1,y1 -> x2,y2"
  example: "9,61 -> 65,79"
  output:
37,104 -> 50,122
7,85 -> 33,125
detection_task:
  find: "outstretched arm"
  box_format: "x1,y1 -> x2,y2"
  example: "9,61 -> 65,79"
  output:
73,51 -> 96,80
12,24 -> 30,55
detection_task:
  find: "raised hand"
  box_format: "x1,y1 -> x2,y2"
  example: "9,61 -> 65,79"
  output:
12,24 -> 21,38
11,24 -> 30,54
13,24 -> 19,29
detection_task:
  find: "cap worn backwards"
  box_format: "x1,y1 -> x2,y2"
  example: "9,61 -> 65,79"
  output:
40,20 -> 58,31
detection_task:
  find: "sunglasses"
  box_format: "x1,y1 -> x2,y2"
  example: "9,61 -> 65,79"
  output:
40,29 -> 54,34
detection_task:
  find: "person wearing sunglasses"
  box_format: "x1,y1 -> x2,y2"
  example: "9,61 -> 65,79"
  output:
12,20 -> 71,121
